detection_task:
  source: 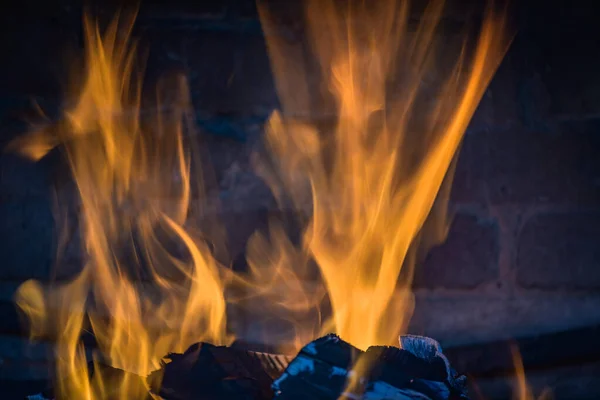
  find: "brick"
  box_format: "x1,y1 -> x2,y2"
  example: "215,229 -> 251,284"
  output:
0,196 -> 293,281
0,342 -> 50,381
413,213 -> 499,289
187,32 -> 277,115
0,199 -> 55,280
233,0 -> 261,18
418,39 -> 522,205
0,359 -> 50,382
139,0 -> 227,19
473,362 -> 600,400
142,29 -> 278,116
137,4 -> 497,118
513,2 -> 600,120
469,51 -> 521,132
0,335 -> 49,361
0,381 -> 48,398
239,0 -> 481,23
0,12 -> 76,100
0,301 -> 22,336
409,292 -> 600,348
481,128 -> 600,205
516,212 -> 600,289
218,210 -> 502,290
189,130 -> 276,209
216,209 -> 302,264
448,132 -> 489,204
200,133 -> 255,184
0,154 -> 54,198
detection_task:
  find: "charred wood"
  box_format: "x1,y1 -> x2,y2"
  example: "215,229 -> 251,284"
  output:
149,342 -> 292,400
272,334 -> 468,400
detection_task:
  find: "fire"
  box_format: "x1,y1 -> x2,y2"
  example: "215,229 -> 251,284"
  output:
511,345 -> 533,400
12,11 -> 231,398
511,345 -> 553,400
255,0 -> 511,351
9,1 -> 512,398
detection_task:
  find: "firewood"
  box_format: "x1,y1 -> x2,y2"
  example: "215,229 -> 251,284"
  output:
148,342 -> 293,400
26,335 -> 468,399
272,334 -> 468,400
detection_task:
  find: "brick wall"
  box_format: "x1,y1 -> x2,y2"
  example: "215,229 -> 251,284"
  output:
0,0 -> 599,392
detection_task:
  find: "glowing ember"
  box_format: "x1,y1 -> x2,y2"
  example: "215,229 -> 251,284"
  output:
10,1 -> 511,399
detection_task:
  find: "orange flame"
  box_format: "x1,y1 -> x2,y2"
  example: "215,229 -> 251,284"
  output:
13,11 -> 231,398
512,345 -> 534,400
510,345 -> 553,400
255,0 -> 511,351
10,1 -> 513,398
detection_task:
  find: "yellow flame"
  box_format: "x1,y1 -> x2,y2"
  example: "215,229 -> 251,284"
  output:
11,1 -> 514,398
255,0 -> 511,351
13,11 -> 231,399
511,345 -> 554,400
512,345 -> 533,400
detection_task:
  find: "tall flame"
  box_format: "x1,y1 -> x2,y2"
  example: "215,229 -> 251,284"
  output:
9,1 -> 514,398
12,11 -> 231,398
255,0 -> 511,350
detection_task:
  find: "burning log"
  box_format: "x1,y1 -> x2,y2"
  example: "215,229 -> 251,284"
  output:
147,334 -> 467,400
272,334 -> 467,400
148,342 -> 293,400
26,334 -> 467,399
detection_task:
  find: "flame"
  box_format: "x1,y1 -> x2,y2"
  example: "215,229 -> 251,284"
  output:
511,345 -> 533,400
11,1 -> 514,397
511,345 -> 553,400
13,11 -> 231,399
255,0 -> 511,351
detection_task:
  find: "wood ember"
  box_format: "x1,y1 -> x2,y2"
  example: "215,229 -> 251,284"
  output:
148,342 -> 293,400
272,334 -> 468,400
27,334 -> 467,399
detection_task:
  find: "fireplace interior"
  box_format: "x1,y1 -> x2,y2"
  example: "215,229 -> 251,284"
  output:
1,0 -> 600,399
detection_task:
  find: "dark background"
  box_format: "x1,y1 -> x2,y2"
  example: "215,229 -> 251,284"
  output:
0,0 -> 599,398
